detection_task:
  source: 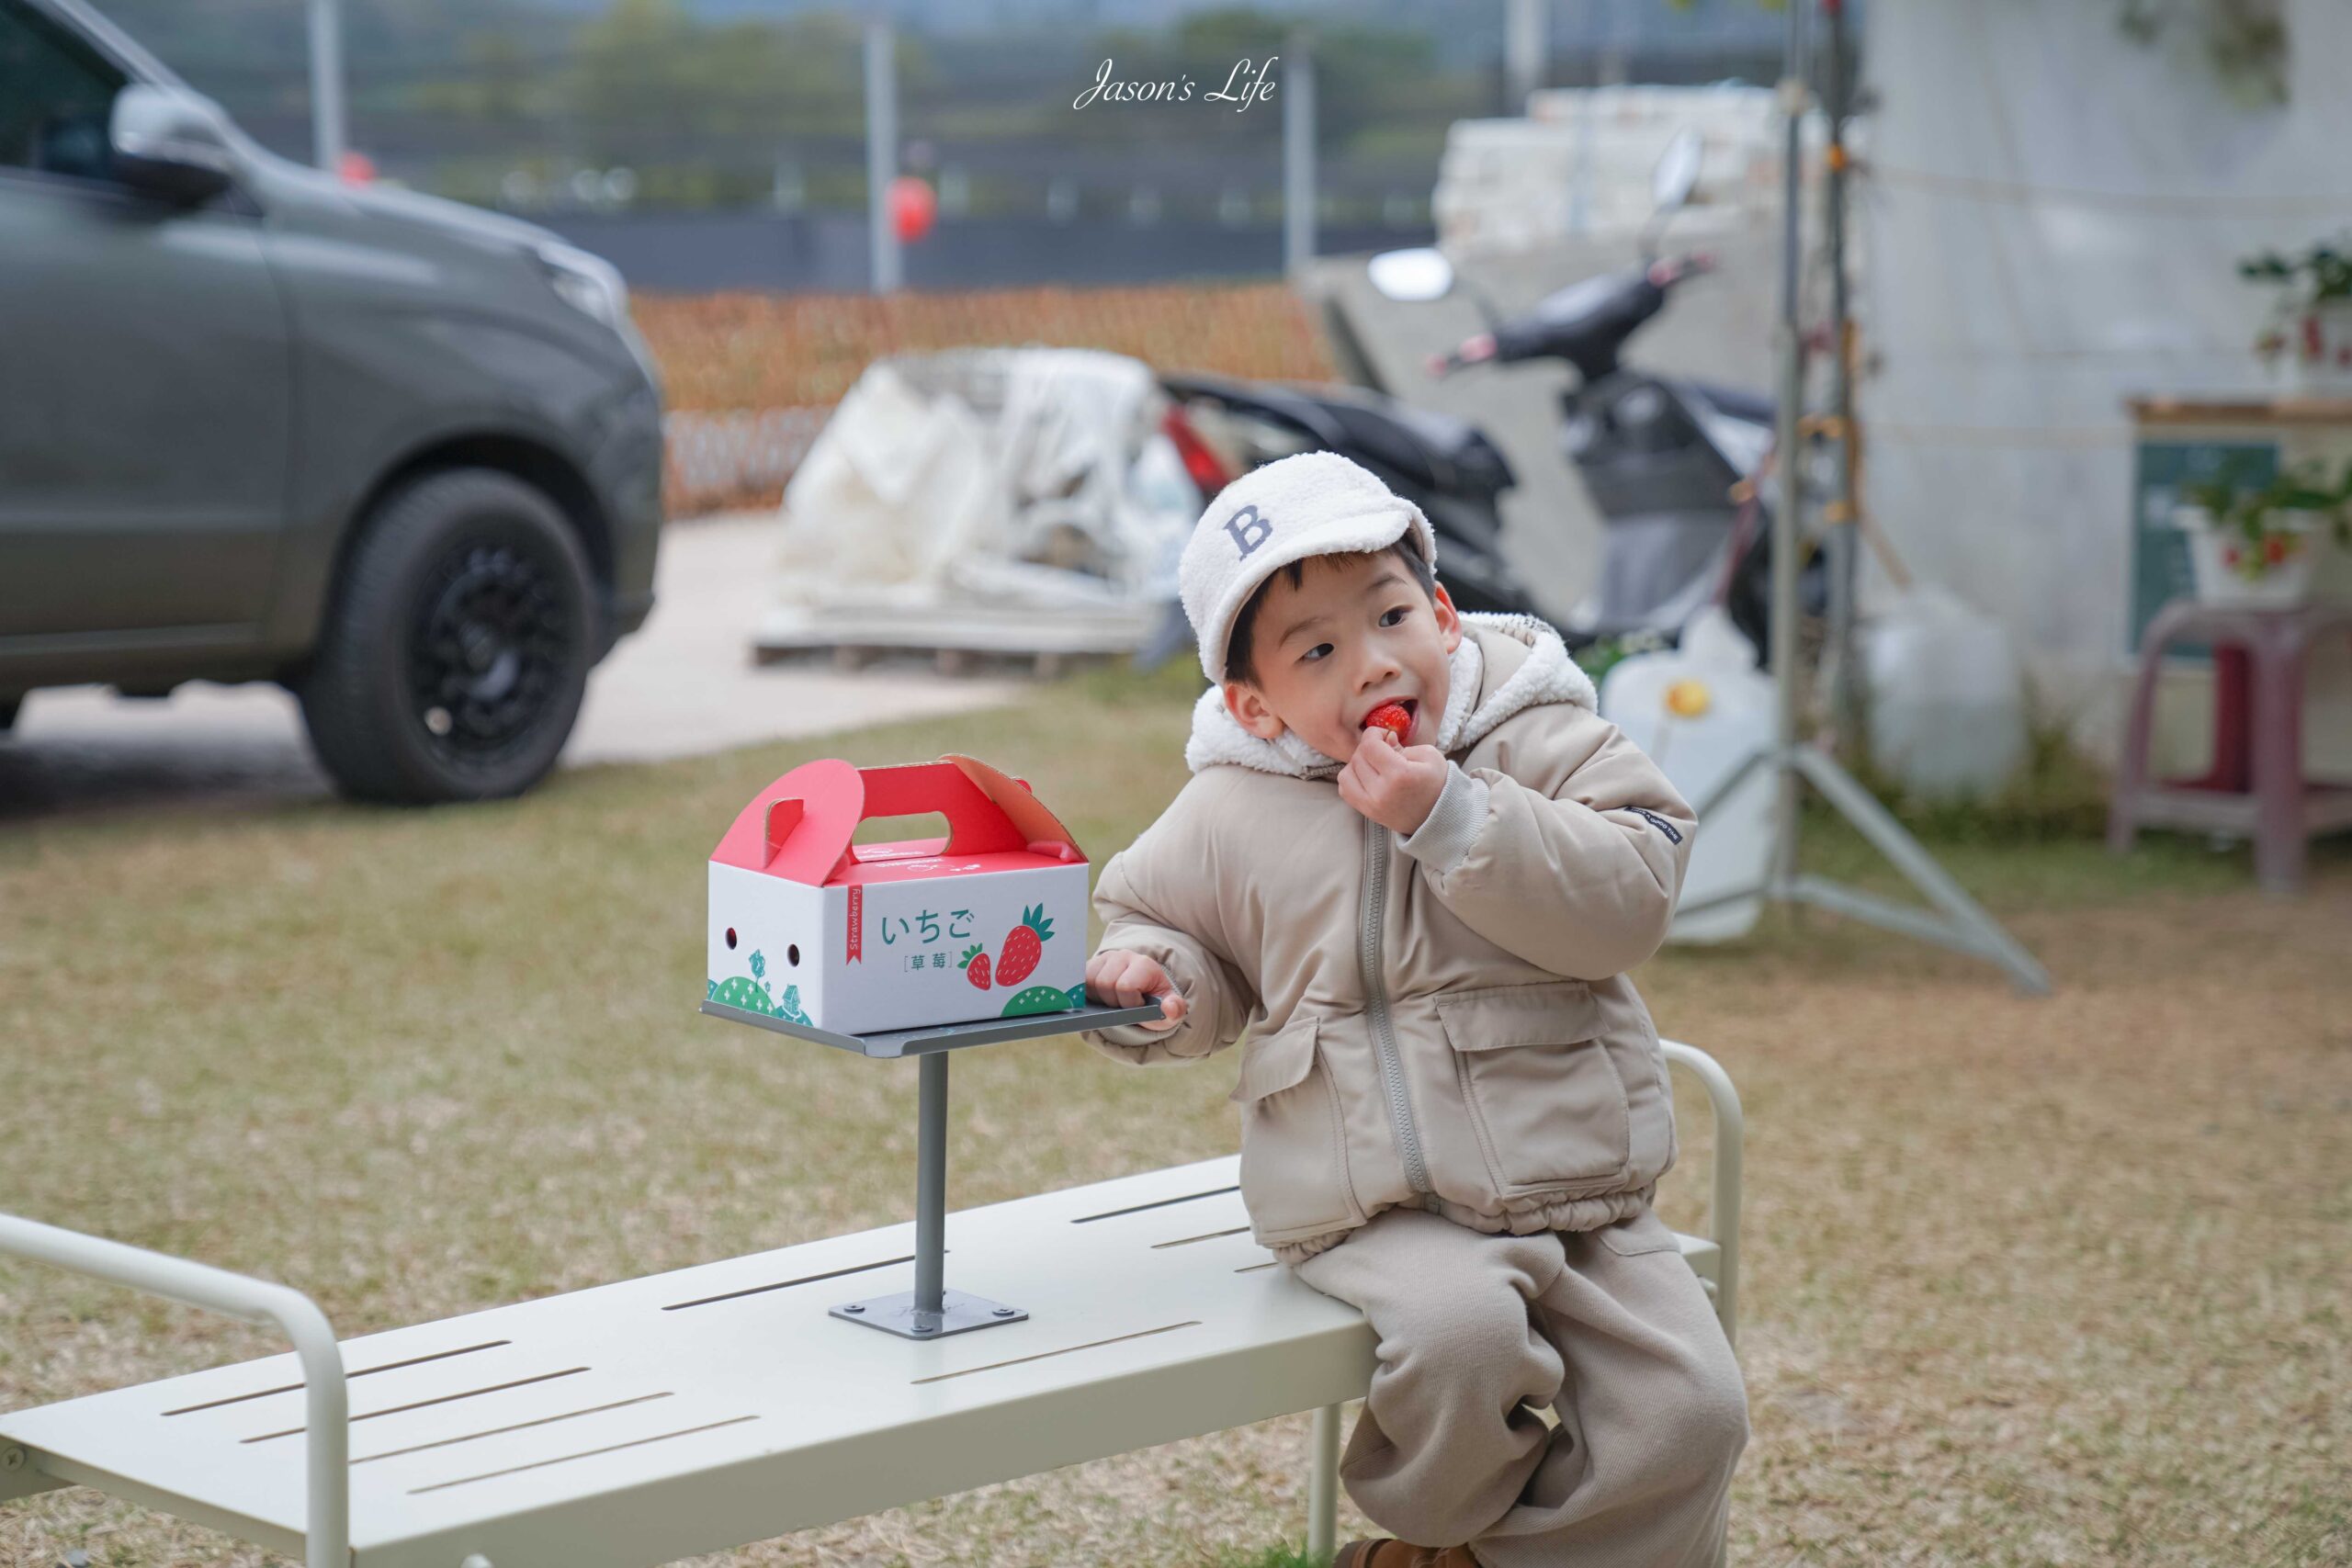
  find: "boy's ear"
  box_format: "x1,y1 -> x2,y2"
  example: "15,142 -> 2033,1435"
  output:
1223,679 -> 1285,740
1431,581 -> 1464,653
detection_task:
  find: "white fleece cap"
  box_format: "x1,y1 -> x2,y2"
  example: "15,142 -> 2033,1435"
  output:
1182,450 -> 1439,683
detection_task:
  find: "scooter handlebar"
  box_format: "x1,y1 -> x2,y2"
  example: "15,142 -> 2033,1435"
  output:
1646,252 -> 1716,288
1428,332 -> 1498,379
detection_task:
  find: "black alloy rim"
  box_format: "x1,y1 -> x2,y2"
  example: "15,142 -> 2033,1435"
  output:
407,540 -> 572,761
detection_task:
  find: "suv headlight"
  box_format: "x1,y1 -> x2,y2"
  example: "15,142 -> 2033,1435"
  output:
536,241 -> 630,331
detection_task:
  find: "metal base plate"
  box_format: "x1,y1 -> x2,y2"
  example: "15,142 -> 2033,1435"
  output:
831,1288 -> 1028,1339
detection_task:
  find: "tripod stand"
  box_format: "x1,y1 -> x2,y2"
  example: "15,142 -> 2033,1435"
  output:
1676,0 -> 2051,997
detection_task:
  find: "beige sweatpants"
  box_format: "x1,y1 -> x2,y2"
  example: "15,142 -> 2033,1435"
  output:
1291,1203 -> 1748,1568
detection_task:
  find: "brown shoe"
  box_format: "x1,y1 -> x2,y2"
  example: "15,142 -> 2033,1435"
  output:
1330,1540 -> 1481,1568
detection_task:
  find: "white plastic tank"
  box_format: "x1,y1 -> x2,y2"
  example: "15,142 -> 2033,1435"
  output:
1861,586 -> 2027,803
1599,608 -> 1776,942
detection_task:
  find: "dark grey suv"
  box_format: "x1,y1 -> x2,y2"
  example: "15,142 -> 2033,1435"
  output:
0,0 -> 664,802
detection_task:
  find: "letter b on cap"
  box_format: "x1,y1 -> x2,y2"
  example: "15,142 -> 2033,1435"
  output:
1224,504 -> 1272,558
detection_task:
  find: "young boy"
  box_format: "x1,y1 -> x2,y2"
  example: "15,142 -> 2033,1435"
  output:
1079,451 -> 1747,1568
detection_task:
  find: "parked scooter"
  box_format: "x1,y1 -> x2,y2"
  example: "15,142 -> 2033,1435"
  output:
1372,128 -> 1820,666
1136,130 -> 1815,678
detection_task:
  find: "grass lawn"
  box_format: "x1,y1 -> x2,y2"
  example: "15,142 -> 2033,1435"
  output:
2,658 -> 2346,1567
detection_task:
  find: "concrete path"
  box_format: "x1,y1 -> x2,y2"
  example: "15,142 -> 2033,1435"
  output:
0,513 -> 1027,818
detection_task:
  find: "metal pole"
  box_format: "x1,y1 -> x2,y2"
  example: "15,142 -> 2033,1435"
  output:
1308,1403 -> 1341,1559
1822,0 -> 1862,750
1283,28 -> 1316,279
913,1049 -> 948,1316
306,0 -> 345,174
1504,0 -> 1546,114
1769,0 -> 1810,886
865,17 -> 900,295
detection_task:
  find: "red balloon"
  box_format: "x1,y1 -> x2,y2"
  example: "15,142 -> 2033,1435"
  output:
889,175 -> 936,243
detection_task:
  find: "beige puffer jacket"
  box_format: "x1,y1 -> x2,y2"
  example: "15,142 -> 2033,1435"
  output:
1080,614 -> 1697,1265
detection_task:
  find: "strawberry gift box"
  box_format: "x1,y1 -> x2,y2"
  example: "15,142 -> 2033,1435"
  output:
705,754 -> 1091,1037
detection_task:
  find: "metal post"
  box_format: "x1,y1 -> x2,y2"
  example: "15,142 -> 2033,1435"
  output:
1504,0 -> 1546,114
1283,29 -> 1316,278
1821,0 -> 1862,749
1660,1042 -> 1743,1349
864,17 -> 900,295
1788,749 -> 2053,993
1634,0 -> 2048,998
1769,0 -> 1810,886
914,1049 -> 947,1316
305,0 -> 345,174
1308,1403 -> 1341,1560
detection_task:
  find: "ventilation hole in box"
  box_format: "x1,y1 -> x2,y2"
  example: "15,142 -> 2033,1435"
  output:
726,928 -> 738,949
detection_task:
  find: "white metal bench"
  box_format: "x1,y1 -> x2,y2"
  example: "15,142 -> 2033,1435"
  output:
0,1041 -> 1740,1568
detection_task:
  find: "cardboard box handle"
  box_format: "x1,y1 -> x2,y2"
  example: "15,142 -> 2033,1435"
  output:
715,756 -> 1087,885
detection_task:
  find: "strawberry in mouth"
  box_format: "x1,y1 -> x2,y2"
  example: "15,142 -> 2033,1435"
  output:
1362,698 -> 1417,744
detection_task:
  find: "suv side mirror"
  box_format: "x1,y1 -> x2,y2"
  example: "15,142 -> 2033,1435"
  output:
110,85 -> 238,208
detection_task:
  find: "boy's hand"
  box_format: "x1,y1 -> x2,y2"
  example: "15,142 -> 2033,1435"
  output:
1338,727 -> 1451,836
1086,950 -> 1187,1032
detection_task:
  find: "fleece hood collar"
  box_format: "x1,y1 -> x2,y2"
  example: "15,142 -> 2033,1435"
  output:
1182,612 -> 1597,779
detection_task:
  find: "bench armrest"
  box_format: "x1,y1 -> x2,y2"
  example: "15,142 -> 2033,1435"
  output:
1659,1040 -> 1743,1348
0,1213 -> 349,1568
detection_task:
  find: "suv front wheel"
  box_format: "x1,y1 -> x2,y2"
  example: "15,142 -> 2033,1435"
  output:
300,468 -> 596,804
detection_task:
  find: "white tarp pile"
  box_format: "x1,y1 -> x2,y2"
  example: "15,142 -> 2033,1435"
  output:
758,346 -> 1199,657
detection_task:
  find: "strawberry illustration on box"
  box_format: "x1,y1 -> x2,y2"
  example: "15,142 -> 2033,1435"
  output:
706,753 -> 1091,1036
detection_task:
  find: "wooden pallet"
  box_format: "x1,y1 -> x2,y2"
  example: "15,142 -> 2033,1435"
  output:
754,604 -> 1152,679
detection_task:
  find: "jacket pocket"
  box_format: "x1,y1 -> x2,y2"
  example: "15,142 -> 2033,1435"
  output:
1436,980 -> 1633,1191
1227,1017 -> 1361,1238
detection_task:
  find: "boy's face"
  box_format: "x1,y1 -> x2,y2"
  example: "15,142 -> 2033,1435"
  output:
1223,551 -> 1463,763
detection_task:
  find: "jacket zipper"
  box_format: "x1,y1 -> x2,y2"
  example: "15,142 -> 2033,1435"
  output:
1360,814 -> 1431,1194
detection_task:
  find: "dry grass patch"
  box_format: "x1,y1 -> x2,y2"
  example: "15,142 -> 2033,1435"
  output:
638,281 -> 1335,412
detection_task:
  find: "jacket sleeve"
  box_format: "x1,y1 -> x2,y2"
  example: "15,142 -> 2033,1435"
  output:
1396,711 -> 1696,980
1077,774 -> 1259,1067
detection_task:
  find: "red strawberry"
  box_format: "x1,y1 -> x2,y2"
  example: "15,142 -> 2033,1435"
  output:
961,943 -> 990,989
994,903 -> 1054,988
1363,701 -> 1412,743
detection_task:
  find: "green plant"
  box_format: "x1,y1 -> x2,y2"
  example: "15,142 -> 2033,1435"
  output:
2241,239 -> 2352,366
2179,456 -> 2352,581
2240,241 -> 2352,301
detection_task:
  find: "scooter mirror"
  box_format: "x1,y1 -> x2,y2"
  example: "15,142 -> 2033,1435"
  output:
1366,247 -> 1454,303
1651,128 -> 1703,214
